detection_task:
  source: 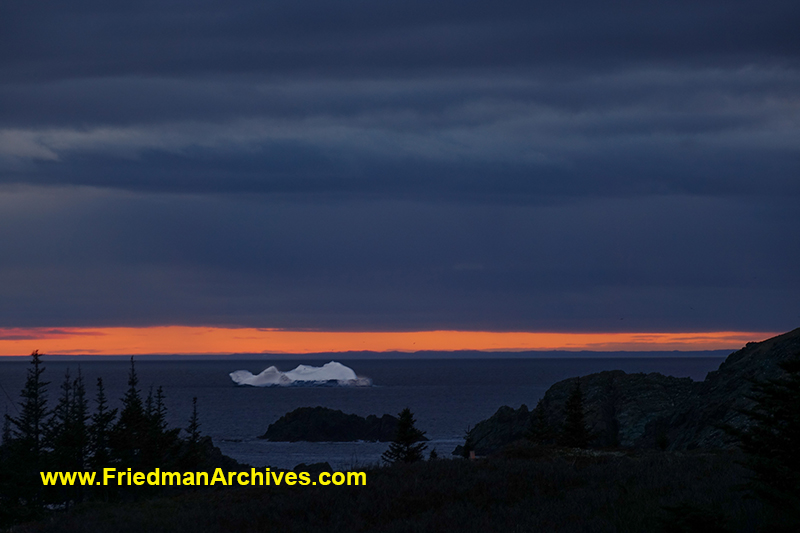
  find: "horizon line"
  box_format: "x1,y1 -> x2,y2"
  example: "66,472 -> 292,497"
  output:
0,327 -> 782,356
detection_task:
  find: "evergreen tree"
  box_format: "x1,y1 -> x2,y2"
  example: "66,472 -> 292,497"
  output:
559,382 -> 591,448
0,407 -> 12,499
111,360 -> 179,473
186,396 -> 201,446
460,425 -> 475,458
71,369 -> 89,471
47,369 -> 75,470
145,386 -> 155,421
89,377 -> 116,471
154,387 -> 168,434
527,398 -> 555,445
46,369 -> 90,506
179,397 -> 203,470
1,408 -> 10,448
120,357 -> 144,420
8,350 -> 49,461
110,357 -> 148,467
5,350 -> 50,506
143,385 -> 179,469
382,408 -> 427,464
729,356 -> 800,515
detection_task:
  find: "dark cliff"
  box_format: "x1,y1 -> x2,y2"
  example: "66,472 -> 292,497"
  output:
453,405 -> 532,456
457,328 -> 800,455
537,370 -> 696,449
657,327 -> 800,450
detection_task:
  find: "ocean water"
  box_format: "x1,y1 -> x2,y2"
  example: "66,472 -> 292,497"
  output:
0,356 -> 725,469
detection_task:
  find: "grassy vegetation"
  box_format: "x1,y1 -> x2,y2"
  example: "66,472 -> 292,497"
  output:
10,447 -> 784,533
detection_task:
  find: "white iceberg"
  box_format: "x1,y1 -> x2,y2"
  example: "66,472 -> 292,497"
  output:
229,361 -> 372,387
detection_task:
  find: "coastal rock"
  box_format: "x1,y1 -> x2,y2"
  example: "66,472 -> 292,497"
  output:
176,435 -> 246,470
537,371 -> 696,449
455,372 -> 695,455
260,406 -> 404,442
455,327 -> 800,454
453,405 -> 530,456
653,327 -> 800,450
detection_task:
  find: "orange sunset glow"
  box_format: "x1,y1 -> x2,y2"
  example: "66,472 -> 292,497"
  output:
0,327 -> 778,356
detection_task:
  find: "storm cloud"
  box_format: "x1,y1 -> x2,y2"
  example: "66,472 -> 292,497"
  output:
0,0 -> 798,332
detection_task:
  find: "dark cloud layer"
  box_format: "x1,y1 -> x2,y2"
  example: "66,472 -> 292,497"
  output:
2,1 -> 798,80
0,1 -> 798,332
1,189 -> 796,332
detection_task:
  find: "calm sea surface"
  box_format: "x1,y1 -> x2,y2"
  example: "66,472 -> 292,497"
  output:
0,357 -> 724,469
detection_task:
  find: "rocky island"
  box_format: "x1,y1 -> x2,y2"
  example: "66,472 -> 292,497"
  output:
260,406 -> 415,442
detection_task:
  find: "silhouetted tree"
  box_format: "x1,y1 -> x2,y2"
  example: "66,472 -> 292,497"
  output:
144,386 -> 180,469
177,396 -> 204,470
89,377 -> 116,471
460,425 -> 475,458
71,369 -> 89,472
4,350 -> 50,507
47,369 -> 75,468
729,355 -> 800,515
110,357 -> 148,468
186,396 -> 201,446
8,351 -> 49,460
1,409 -> 10,449
0,407 -> 13,510
145,386 -> 155,421
382,408 -> 427,464
527,398 -> 556,445
46,368 -> 90,507
600,377 -> 621,448
153,387 -> 168,434
559,382 -> 591,448
0,351 -> 202,524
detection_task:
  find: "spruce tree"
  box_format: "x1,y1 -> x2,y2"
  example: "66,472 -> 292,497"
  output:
144,385 -> 179,469
5,350 -> 50,506
179,396 -> 203,470
154,387 -> 169,434
46,368 -> 89,506
110,357 -> 148,467
559,382 -> 591,448
145,386 -> 155,421
8,350 -> 49,460
460,425 -> 475,459
1,408 -> 10,448
71,369 -> 89,472
730,356 -> 800,514
0,407 -> 12,503
89,377 -> 116,471
382,408 -> 427,464
186,396 -> 201,446
47,369 -> 75,470
527,398 -> 555,445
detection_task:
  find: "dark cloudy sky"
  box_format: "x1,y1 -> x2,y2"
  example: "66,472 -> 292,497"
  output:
1,0 -> 798,333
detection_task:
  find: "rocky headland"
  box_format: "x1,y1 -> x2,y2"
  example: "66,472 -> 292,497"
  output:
458,327 -> 800,455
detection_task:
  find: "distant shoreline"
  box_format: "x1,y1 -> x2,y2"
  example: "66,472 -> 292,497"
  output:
0,349 -> 732,361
